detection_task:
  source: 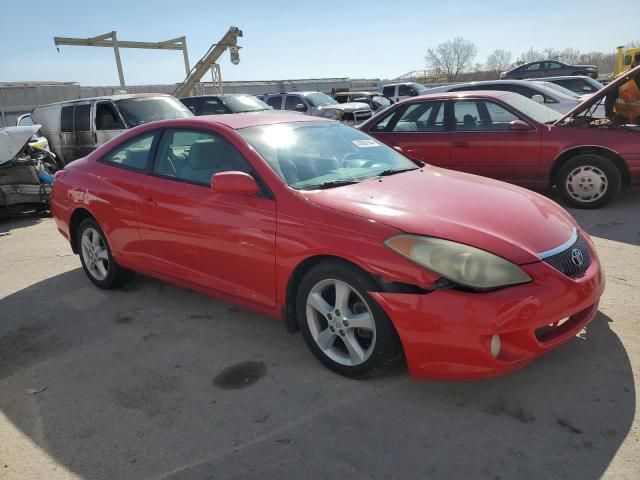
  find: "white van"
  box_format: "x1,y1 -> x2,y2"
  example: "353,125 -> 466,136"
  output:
378,82 -> 428,102
24,94 -> 191,164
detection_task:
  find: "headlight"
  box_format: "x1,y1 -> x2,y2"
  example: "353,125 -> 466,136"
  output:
385,235 -> 532,290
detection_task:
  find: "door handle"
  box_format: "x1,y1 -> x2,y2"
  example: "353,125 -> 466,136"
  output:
452,141 -> 470,148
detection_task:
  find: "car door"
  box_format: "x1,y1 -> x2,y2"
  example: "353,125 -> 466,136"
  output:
366,100 -> 451,167
543,61 -> 565,77
95,101 -> 128,147
136,127 -> 277,307
449,98 -> 542,185
284,95 -> 308,114
91,130 -> 160,260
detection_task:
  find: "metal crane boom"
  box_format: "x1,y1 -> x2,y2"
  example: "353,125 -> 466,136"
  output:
173,26 -> 243,98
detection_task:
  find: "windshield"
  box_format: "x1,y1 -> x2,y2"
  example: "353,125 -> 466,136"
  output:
534,81 -> 581,99
306,93 -> 338,108
116,97 -> 192,127
222,95 -> 271,113
500,92 -> 563,124
238,122 -> 418,189
372,95 -> 392,107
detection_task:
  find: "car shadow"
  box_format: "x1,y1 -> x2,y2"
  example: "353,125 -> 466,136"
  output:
564,187 -> 640,246
0,270 -> 635,480
0,210 -> 50,234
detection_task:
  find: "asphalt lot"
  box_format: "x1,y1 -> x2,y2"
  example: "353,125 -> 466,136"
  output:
1,189 -> 639,480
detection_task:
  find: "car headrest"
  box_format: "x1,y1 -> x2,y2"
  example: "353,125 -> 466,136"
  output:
188,139 -> 218,170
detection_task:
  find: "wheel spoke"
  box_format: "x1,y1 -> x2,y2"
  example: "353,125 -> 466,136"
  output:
308,293 -> 332,317
96,260 -> 108,278
81,236 -> 92,253
315,328 -> 337,351
342,330 -> 365,364
334,281 -> 351,314
346,311 -> 374,330
91,230 -> 100,247
95,248 -> 109,261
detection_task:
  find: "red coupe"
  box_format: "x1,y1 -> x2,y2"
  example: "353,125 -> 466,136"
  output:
359,65 -> 640,209
51,113 -> 604,380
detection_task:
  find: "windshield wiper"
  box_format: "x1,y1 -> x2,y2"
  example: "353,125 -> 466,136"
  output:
299,179 -> 361,190
374,167 -> 419,177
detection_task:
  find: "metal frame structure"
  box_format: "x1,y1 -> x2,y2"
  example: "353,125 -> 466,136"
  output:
53,32 -> 191,89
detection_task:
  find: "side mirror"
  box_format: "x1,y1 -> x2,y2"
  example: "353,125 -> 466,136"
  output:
508,119 -> 532,131
531,94 -> 545,104
295,103 -> 307,112
211,171 -> 259,195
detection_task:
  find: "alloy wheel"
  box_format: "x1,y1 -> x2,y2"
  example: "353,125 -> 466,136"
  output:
306,279 -> 377,366
80,227 -> 110,281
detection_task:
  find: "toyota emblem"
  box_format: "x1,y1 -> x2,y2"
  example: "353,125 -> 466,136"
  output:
570,248 -> 584,267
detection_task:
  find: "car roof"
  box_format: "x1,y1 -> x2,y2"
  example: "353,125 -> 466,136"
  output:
334,91 -> 378,95
262,91 -> 323,96
533,75 -> 592,81
379,82 -> 419,87
34,93 -> 172,108
155,112 -> 331,130
402,90 -> 511,102
424,79 -> 562,95
181,93 -> 256,99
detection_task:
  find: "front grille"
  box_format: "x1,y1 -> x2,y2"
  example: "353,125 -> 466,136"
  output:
352,109 -> 372,122
542,233 -> 591,278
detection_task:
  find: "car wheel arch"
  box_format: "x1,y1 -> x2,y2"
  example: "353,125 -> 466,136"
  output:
283,256 -> 377,334
550,147 -> 630,188
69,207 -> 98,254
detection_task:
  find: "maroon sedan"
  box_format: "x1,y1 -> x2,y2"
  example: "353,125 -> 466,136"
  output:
359,66 -> 640,208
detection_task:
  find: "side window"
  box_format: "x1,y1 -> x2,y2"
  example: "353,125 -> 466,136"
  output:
398,85 -> 412,97
285,95 -> 306,111
266,96 -> 282,109
482,102 -> 519,130
96,102 -> 125,130
201,98 -> 228,115
382,86 -> 395,97
61,106 -> 74,133
370,105 -> 407,132
525,62 -> 541,72
453,101 -> 482,131
545,61 -> 563,71
181,98 -> 201,115
154,129 -> 251,184
391,102 -> 445,132
74,104 -> 91,132
102,132 -> 156,170
18,115 -> 34,126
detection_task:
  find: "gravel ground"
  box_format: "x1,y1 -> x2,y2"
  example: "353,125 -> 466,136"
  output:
1,189 -> 639,480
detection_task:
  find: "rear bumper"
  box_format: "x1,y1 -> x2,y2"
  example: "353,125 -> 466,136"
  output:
369,247 -> 605,380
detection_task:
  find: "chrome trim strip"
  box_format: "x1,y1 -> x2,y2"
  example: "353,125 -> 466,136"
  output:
537,228 -> 578,259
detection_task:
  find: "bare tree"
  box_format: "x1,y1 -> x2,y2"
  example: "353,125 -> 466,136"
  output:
517,47 -> 544,64
486,49 -> 512,73
425,37 -> 478,81
559,48 -> 581,64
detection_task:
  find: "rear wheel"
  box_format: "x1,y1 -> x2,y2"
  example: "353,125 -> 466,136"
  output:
557,154 -> 621,209
77,218 -> 132,289
296,262 -> 403,379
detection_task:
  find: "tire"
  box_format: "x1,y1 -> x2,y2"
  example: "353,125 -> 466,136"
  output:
557,154 -> 621,209
77,218 -> 132,289
296,261 -> 403,379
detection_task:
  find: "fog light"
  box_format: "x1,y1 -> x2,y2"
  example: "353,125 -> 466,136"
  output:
490,335 -> 501,358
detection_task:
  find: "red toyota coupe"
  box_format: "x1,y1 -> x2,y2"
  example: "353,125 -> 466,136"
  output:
359,65 -> 640,209
51,113 -> 604,380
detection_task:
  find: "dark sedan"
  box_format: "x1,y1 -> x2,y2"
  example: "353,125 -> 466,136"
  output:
501,60 -> 598,80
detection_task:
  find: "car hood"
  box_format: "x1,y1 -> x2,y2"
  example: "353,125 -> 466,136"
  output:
320,102 -> 370,112
0,125 -> 41,165
555,64 -> 640,124
303,167 -> 577,265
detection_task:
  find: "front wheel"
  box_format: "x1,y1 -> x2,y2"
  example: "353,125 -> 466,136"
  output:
557,154 -> 621,209
296,262 -> 403,379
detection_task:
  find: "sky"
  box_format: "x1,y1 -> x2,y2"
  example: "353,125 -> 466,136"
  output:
0,0 -> 636,86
